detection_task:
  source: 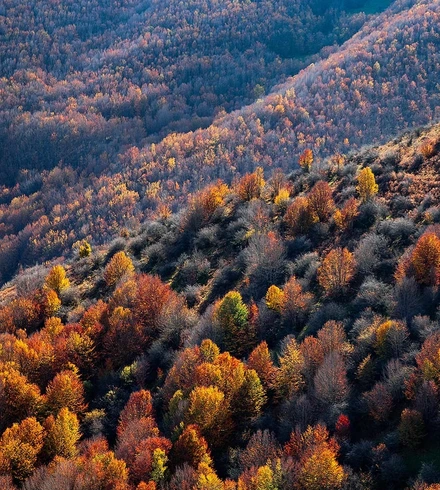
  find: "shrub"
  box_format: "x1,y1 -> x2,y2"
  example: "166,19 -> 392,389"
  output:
354,233 -> 388,276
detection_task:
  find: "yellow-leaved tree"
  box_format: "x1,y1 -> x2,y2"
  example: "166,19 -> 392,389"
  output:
357,167 -> 378,202
104,251 -> 135,287
45,265 -> 70,294
43,407 -> 81,459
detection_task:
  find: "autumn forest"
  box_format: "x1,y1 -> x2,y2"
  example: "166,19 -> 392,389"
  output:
1,0 -> 440,488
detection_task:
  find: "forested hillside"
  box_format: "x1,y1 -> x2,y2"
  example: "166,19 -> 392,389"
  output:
0,0 -> 373,184
1,124 -> 440,488
1,0 -> 437,282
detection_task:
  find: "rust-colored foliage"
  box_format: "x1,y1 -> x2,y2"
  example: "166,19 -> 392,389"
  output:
118,390 -> 154,436
335,414 -> 350,440
237,168 -> 265,201
116,417 -> 159,469
131,437 -> 172,484
248,342 -> 277,390
132,274 -> 183,347
282,276 -> 314,328
420,139 -> 437,158
416,332 -> 440,384
184,180 -> 229,229
285,424 -> 344,490
363,382 -> 393,423
44,369 -> 87,415
170,424 -> 212,470
308,181 -> 335,222
334,197 -> 359,231
410,232 -> 440,286
300,336 -> 325,381
318,247 -> 356,296
239,429 -> 281,471
0,363 -> 43,430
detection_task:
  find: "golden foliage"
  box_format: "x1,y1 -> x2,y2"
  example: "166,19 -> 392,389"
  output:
45,265 -> 70,294
296,447 -> 345,490
0,417 -> 44,481
44,407 -> 80,459
318,248 -> 356,296
274,188 -> 290,211
265,285 -> 285,312
104,251 -> 135,287
357,167 -> 378,202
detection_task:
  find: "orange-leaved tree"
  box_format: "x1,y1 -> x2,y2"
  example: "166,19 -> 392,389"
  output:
318,248 -> 356,296
237,167 -> 265,201
285,196 -> 317,236
410,232 -> 440,286
299,149 -> 314,172
308,181 -> 335,222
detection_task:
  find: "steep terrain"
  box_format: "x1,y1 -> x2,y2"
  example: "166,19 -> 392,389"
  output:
1,0 -> 440,283
1,123 -> 440,488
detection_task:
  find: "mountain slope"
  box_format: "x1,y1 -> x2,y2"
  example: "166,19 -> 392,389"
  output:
1,0 -> 440,283
1,122 -> 440,488
0,0 -> 373,183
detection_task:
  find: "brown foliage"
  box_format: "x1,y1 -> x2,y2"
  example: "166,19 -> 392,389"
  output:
170,424 -> 212,470
247,342 -> 277,391
363,382 -> 393,423
285,197 -> 316,236
410,232 -> 440,286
